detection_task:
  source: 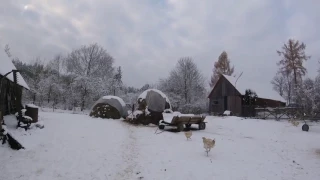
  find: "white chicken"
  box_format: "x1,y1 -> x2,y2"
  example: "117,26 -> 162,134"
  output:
184,131 -> 192,140
202,137 -> 216,156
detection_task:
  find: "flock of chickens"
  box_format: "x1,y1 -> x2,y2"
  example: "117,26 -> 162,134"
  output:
184,131 -> 216,156
183,118 -> 303,156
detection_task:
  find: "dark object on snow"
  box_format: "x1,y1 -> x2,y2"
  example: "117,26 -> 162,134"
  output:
25,104 -> 39,122
127,89 -> 171,126
1,129 -> 7,144
90,103 -> 122,119
15,113 -> 32,130
1,127 -> 25,150
6,133 -> 25,150
90,96 -> 128,119
302,124 -> 309,132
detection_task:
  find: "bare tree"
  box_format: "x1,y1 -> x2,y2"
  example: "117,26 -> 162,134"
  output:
210,51 -> 234,88
271,72 -> 285,97
65,43 -> 115,111
272,70 -> 294,104
277,39 -> 310,87
168,57 -> 205,104
4,44 -> 11,58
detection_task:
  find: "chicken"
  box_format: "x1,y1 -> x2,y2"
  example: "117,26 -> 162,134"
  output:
202,137 -> 216,156
289,119 -> 299,126
292,121 -> 299,127
184,131 -> 192,140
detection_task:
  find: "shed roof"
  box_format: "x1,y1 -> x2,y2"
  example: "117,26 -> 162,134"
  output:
0,51 -> 30,90
208,74 -> 286,103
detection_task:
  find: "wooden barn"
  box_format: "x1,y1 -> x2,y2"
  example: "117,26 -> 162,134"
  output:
208,74 -> 286,117
0,53 -> 30,119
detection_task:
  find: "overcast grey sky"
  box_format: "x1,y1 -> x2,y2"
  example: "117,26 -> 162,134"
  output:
1,0 -> 319,89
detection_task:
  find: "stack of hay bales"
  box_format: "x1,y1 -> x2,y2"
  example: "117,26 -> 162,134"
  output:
137,89 -> 171,112
90,96 -> 128,119
132,89 -> 172,125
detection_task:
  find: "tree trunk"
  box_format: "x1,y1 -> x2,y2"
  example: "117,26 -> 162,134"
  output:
81,88 -> 87,111
33,93 -> 36,104
184,78 -> 188,103
0,111 -> 2,132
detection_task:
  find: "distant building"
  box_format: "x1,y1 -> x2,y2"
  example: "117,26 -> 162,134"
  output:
208,74 -> 286,117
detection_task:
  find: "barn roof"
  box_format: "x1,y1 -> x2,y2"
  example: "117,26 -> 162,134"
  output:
209,74 -> 286,103
0,51 -> 30,90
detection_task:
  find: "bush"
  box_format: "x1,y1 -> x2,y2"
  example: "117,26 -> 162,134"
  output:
178,102 -> 207,114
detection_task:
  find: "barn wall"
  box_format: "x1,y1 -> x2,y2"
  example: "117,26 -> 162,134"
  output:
256,98 -> 286,108
208,76 -> 242,114
227,96 -> 242,116
0,76 -> 8,117
208,76 -> 286,116
0,75 -> 24,116
209,97 -> 224,114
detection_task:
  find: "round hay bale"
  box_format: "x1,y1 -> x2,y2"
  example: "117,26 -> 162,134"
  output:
90,103 -> 121,119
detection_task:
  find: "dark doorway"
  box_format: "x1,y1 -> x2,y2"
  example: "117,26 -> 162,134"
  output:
224,96 -> 228,111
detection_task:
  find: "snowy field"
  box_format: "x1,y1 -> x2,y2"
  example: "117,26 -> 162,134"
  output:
1,111 -> 320,180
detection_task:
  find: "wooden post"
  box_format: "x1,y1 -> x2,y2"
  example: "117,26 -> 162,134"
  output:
0,111 -> 2,132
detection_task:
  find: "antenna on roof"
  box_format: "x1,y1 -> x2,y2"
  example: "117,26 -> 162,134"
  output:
234,71 -> 243,87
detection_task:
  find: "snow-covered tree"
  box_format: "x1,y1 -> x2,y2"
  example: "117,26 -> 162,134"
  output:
65,43 -> 115,111
110,66 -> 123,96
158,57 -> 207,113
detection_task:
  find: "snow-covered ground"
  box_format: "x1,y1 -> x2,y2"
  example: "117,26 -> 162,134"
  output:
1,112 -> 320,180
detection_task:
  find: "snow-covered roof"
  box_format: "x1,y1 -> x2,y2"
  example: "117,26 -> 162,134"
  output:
101,96 -> 126,107
90,95 -> 128,118
138,89 -> 171,105
221,74 -> 286,103
0,51 -> 30,89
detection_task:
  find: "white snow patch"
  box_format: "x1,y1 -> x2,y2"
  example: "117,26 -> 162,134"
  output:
223,110 -> 231,116
101,95 -> 126,107
1,112 -> 320,180
138,88 -> 171,105
178,113 -> 195,117
26,104 -> 39,108
133,110 -> 143,116
23,115 -> 33,121
162,112 -> 196,123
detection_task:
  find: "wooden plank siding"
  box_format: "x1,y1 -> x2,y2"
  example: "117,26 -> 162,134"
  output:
0,74 -> 24,116
208,76 -> 242,115
227,96 -> 242,116
256,98 -> 286,108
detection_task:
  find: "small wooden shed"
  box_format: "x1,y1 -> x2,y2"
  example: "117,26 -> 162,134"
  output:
208,74 -> 286,117
0,52 -> 30,124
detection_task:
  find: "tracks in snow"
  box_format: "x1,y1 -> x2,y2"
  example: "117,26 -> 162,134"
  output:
114,122 -> 142,180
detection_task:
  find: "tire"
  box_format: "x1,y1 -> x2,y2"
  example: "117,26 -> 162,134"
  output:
302,124 -> 309,132
185,124 -> 191,128
159,125 -> 165,130
198,122 -> 206,130
177,123 -> 184,132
